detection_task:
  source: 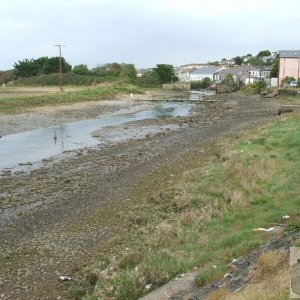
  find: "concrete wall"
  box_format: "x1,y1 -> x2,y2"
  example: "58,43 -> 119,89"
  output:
279,57 -> 300,86
271,78 -> 278,87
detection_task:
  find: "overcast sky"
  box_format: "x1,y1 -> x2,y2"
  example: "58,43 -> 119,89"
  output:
1,0 -> 299,70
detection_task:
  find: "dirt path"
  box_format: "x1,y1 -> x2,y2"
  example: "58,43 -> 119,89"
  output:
0,94 -> 280,299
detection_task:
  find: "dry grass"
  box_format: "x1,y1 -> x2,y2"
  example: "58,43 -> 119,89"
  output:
251,251 -> 288,282
151,223 -> 183,248
222,268 -> 289,300
205,287 -> 229,300
173,188 -> 192,211
179,210 -> 202,225
206,251 -> 289,300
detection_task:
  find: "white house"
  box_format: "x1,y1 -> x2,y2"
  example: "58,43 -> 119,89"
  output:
175,67 -> 192,82
189,66 -> 226,82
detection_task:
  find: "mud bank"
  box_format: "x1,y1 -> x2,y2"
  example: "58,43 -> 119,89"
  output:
0,94 -> 280,299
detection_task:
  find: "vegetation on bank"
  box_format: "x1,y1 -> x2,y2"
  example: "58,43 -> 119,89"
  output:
0,84 -> 144,114
1,55 -> 179,88
11,73 -> 118,86
69,109 -> 300,299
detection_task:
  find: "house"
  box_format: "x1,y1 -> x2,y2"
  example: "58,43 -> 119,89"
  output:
189,66 -> 226,82
216,68 -> 242,84
261,66 -> 271,79
278,50 -> 300,86
215,66 -> 260,85
174,66 -> 195,82
175,64 -> 210,82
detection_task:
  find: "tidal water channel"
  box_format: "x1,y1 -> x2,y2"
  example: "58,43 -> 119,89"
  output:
0,102 -> 193,171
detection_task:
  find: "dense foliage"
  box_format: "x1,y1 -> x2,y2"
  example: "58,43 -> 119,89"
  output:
190,77 -> 212,89
14,57 -> 72,77
72,64 -> 91,76
153,64 -> 178,84
136,70 -> 161,87
233,56 -> 243,66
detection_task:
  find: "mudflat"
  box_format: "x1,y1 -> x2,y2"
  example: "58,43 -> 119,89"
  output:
0,93 -> 280,299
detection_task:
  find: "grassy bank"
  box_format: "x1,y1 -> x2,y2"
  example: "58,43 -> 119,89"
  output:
70,113 -> 300,299
0,84 -> 144,114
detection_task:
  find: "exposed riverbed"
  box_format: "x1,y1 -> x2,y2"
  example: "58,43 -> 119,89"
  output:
0,93 -> 280,300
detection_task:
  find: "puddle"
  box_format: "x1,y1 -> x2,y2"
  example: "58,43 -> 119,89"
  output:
0,102 -> 192,171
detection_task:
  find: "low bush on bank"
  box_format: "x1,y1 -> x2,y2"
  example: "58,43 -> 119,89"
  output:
70,114 -> 300,299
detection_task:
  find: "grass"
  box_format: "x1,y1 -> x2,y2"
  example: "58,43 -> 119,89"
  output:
0,83 -> 144,114
68,111 -> 300,299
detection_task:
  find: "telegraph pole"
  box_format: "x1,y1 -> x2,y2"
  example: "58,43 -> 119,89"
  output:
54,44 -> 65,92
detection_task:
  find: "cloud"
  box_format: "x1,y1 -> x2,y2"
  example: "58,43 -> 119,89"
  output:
1,0 -> 300,69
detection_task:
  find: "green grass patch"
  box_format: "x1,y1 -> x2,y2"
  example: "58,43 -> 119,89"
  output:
70,114 -> 300,299
0,84 -> 144,113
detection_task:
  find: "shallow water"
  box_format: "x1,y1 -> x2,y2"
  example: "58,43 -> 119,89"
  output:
0,102 -> 192,170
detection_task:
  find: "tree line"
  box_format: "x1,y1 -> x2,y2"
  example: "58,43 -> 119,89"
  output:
11,57 -> 178,86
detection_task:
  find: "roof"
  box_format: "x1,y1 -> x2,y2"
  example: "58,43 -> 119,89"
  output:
190,66 -> 224,75
279,50 -> 300,58
217,69 -> 242,76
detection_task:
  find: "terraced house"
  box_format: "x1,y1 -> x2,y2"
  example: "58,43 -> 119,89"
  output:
278,50 -> 300,86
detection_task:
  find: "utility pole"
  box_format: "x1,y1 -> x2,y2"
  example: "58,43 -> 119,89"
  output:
248,63 -> 251,85
54,44 -> 65,92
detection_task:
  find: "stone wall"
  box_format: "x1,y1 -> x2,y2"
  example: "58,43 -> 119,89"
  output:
162,82 -> 190,91
216,84 -> 237,94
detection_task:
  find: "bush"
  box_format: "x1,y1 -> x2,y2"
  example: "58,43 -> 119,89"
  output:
252,80 -> 267,93
191,77 -> 212,90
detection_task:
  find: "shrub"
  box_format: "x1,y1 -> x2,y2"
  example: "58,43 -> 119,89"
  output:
191,77 -> 212,90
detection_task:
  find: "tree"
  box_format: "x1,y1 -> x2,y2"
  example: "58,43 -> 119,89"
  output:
13,56 -> 72,77
270,55 -> 279,77
119,64 -> 137,83
137,70 -> 161,87
93,63 -> 123,77
13,59 -> 40,77
233,56 -> 243,66
72,64 -> 90,75
44,57 -> 71,73
257,50 -> 271,57
153,64 -> 178,84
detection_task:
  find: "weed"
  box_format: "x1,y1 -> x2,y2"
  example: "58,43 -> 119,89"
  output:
284,222 -> 300,235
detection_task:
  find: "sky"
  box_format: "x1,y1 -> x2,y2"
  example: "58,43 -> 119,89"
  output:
1,0 -> 300,70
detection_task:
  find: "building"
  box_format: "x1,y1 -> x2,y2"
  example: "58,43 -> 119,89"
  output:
175,67 -> 194,82
215,65 -> 262,85
189,66 -> 226,82
278,50 -> 300,86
